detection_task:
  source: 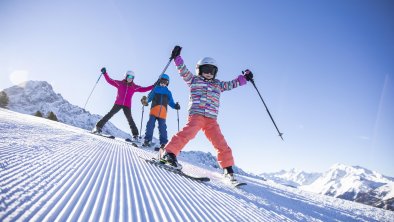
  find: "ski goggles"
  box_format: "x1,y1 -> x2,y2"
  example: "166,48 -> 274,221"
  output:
199,65 -> 217,75
159,78 -> 169,85
126,74 -> 134,79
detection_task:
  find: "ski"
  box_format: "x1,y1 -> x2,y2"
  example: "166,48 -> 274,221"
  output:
91,132 -> 115,139
231,181 -> 247,188
139,156 -> 210,182
125,138 -> 139,147
223,176 -> 247,188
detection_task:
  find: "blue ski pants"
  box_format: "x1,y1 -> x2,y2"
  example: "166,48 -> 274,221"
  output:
144,115 -> 168,145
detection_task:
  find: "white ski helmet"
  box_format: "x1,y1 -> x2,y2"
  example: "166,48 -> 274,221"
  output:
124,70 -> 135,79
196,57 -> 218,77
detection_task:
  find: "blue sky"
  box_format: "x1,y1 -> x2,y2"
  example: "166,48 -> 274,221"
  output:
1,0 -> 393,176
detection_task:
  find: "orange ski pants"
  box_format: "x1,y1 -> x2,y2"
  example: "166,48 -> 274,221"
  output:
165,115 -> 234,168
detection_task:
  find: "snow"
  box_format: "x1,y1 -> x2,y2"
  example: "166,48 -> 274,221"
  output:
1,108 -> 393,221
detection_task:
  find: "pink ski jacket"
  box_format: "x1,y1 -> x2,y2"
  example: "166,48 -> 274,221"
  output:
103,73 -> 154,108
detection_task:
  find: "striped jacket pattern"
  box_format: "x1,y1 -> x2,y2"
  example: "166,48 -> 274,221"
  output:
175,57 -> 242,119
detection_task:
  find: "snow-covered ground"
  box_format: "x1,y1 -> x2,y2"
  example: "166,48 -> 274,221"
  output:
1,108 -> 393,221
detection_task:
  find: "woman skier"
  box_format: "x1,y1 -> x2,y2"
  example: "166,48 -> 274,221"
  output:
92,67 -> 154,140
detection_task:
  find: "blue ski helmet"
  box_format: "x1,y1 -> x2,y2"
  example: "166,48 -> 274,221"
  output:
160,74 -> 170,81
159,74 -> 170,86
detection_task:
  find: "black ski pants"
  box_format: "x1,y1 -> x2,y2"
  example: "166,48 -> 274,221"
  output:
96,104 -> 139,136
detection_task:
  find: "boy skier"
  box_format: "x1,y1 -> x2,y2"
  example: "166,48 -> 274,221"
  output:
160,46 -> 253,181
92,67 -> 154,140
142,74 -> 180,149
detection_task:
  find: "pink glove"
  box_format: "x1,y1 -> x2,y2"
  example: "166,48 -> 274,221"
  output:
174,56 -> 183,66
237,75 -> 247,86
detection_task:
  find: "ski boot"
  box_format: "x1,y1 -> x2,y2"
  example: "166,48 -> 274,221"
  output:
92,126 -> 102,134
154,144 -> 166,152
142,140 -> 152,148
160,151 -> 182,170
132,135 -> 139,142
224,166 -> 236,182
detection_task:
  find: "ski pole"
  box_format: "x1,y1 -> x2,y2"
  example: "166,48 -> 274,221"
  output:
83,73 -> 103,110
148,58 -> 173,98
249,78 -> 284,140
176,107 -> 180,132
139,105 -> 145,139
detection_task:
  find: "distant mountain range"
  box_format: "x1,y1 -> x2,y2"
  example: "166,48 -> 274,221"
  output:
2,80 -> 129,138
1,80 -> 393,211
260,164 -> 394,211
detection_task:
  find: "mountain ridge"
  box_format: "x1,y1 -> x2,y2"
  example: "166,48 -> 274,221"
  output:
3,80 -> 129,138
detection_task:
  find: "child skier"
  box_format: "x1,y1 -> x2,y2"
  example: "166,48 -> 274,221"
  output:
160,46 -> 253,181
141,74 -> 180,149
92,67 -> 154,140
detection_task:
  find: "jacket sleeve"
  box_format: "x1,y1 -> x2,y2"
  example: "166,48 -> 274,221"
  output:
103,73 -> 121,87
147,87 -> 156,103
167,90 -> 176,109
174,56 -> 195,87
135,84 -> 154,93
219,77 -> 242,92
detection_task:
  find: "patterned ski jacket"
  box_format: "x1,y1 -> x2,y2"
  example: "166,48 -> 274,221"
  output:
103,73 -> 154,108
175,56 -> 243,119
148,86 -> 176,119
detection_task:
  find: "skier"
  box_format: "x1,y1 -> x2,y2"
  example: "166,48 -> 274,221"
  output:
141,74 -> 180,149
160,46 -> 253,181
92,67 -> 154,140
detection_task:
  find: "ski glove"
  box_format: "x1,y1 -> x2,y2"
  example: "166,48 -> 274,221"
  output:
174,56 -> 183,66
174,102 -> 180,110
237,75 -> 247,86
170,46 -> 182,60
243,69 -> 253,81
141,96 -> 149,106
101,67 -> 107,74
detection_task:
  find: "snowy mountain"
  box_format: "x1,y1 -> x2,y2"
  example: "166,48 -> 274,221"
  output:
301,164 -> 394,211
2,80 -> 129,138
1,108 -> 393,221
263,164 -> 394,211
260,168 -> 321,188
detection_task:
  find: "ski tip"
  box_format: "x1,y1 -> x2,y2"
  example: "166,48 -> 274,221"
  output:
233,182 -> 247,188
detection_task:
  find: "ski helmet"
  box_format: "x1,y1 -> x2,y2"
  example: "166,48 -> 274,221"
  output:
159,73 -> 170,85
160,73 -> 170,81
196,57 -> 218,78
124,70 -> 135,79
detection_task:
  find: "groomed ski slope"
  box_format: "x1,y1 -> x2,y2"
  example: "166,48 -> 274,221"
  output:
1,108 -> 393,222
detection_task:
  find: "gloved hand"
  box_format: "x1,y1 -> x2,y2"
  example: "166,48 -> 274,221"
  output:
237,75 -> 247,86
101,67 -> 107,74
141,96 -> 149,106
170,45 -> 182,60
242,69 -> 253,81
174,102 -> 180,110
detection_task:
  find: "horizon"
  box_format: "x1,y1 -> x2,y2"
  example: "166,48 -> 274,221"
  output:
1,0 -> 393,176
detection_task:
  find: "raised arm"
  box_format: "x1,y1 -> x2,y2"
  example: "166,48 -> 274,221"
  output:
101,67 -> 121,87
219,70 -> 251,92
171,46 -> 195,86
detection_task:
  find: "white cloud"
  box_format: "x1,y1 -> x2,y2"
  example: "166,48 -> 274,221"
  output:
9,70 -> 29,85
